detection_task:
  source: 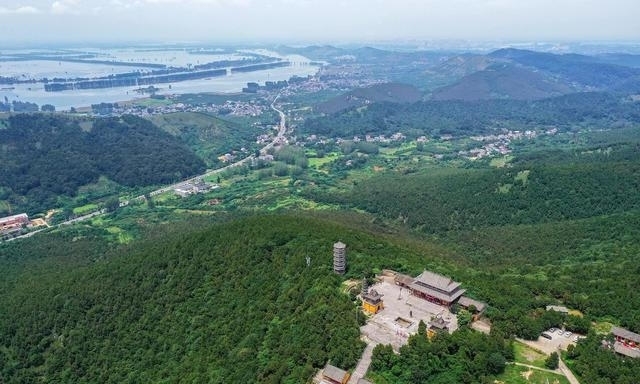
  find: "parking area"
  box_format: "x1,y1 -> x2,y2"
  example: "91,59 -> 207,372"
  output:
361,280 -> 458,350
526,328 -> 583,354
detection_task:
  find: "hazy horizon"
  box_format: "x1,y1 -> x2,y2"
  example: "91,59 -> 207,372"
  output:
0,0 -> 638,47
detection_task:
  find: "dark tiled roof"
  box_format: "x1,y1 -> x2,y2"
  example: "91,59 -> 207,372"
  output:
409,282 -> 465,303
415,270 -> 461,292
362,289 -> 383,303
323,364 -> 348,382
429,316 -> 449,330
614,341 -> 640,358
612,326 -> 640,344
459,296 -> 487,312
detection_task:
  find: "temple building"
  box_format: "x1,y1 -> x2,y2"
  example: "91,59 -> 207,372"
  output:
611,326 -> 640,358
395,270 -> 465,307
361,286 -> 384,315
427,315 -> 450,340
322,364 -> 350,384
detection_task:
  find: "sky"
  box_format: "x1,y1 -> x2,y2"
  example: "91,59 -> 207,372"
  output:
0,0 -> 638,45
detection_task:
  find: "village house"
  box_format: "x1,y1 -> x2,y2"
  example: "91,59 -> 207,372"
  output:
0,213 -> 29,234
174,179 -> 215,197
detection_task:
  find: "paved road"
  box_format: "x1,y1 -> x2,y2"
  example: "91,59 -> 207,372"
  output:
347,338 -> 377,384
558,358 -> 581,384
4,209 -> 106,242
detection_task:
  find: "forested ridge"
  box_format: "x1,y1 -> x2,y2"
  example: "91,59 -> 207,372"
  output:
0,114 -> 206,215
308,143 -> 640,233
0,216 -> 368,383
303,92 -> 640,138
2,211 -> 640,382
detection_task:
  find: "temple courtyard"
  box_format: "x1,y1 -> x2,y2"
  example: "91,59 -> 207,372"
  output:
361,278 -> 459,350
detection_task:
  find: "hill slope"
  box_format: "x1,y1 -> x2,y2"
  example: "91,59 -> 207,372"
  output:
0,216 -> 367,383
315,82 -> 423,114
489,48 -> 640,89
148,112 -> 261,166
0,114 -> 206,215
431,63 -> 575,101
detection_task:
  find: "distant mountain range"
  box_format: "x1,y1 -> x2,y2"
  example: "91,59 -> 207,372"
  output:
278,45 -> 640,102
430,48 -> 640,101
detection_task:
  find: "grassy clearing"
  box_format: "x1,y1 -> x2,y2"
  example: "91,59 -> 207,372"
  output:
497,364 -> 569,384
105,226 -> 133,244
73,204 -> 99,215
593,321 -> 613,334
498,183 -> 513,194
491,155 -> 514,168
308,153 -> 339,168
515,169 -> 531,185
514,341 -> 548,369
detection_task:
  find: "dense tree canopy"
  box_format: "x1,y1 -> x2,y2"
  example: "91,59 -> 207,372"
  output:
0,114 -> 206,214
302,92 -> 640,138
0,216 -> 366,383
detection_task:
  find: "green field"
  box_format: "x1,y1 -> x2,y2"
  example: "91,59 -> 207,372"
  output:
497,365 -> 569,384
514,341 -> 548,369
72,203 -> 99,215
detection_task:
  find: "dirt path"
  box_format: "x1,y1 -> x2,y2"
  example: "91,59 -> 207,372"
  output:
512,362 -> 563,375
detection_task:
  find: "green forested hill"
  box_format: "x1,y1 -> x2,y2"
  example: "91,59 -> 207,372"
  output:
0,114 -> 206,215
2,212 -> 640,382
301,92 -> 640,138
0,216 -> 370,383
148,112 -> 262,166
315,144 -> 640,233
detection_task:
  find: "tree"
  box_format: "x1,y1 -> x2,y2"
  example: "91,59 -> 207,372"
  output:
458,309 -> 473,328
487,352 -> 506,374
371,344 -> 395,371
545,352 -> 559,370
41,104 -> 56,112
418,320 -> 427,335
104,197 -> 120,213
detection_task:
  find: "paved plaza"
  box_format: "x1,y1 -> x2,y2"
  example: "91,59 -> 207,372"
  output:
361,279 -> 458,350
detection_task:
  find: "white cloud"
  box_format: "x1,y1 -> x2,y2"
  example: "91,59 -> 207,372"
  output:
0,5 -> 40,14
51,0 -> 80,15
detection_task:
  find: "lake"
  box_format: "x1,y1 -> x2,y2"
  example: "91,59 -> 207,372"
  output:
0,48 -> 319,110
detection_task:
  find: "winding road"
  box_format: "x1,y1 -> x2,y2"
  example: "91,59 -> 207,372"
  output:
146,93 -> 286,198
